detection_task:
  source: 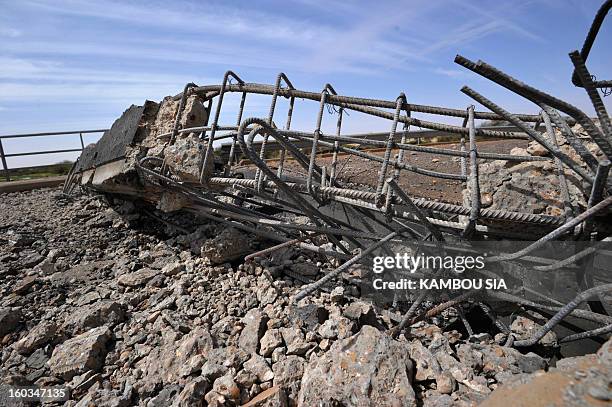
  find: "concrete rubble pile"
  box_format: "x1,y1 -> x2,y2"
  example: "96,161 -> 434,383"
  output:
467,120 -> 605,218
1,185 -> 610,406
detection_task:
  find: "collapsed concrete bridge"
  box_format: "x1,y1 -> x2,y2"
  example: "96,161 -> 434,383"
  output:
63,2 -> 612,352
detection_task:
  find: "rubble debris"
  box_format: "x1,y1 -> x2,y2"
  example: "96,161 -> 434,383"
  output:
62,300 -> 125,335
238,309 -> 269,354
0,187 -> 610,406
480,336 -> 612,407
48,326 -> 112,380
201,227 -> 252,265
14,321 -> 57,355
117,268 -> 158,287
298,325 -> 416,406
0,307 -> 21,336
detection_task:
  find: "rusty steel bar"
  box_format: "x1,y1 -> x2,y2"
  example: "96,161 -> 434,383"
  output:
541,110 -> 574,219
455,55 -> 612,161
490,291 -> 612,325
276,91 -> 296,185
514,283 -> 612,347
200,71 -> 244,183
570,51 -> 612,139
294,230 -> 400,302
307,86 -> 333,194
175,83 -> 545,123
460,86 -> 595,185
226,91 -> 247,173
571,0 -> 612,88
256,73 -> 295,190
329,108 -> 344,185
588,160 -> 611,209
289,130 -> 546,162
376,95 -> 405,207
387,178 -> 444,241
559,324 -> 612,343
464,105 -> 480,237
539,105 -> 599,173
384,99 -> 411,214
245,234 -> 315,263
208,176 -> 565,227
287,132 -> 468,181
460,115 -> 468,178
238,118 -> 356,252
488,196 -> 612,262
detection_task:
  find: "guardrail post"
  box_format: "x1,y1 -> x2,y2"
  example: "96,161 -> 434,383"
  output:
0,139 -> 10,182
79,132 -> 85,149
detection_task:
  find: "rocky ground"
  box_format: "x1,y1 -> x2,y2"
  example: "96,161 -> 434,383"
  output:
1,187 -> 610,406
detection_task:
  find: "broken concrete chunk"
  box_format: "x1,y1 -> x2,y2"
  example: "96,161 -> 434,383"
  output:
0,307 -> 21,336
25,348 -> 49,370
200,227 -> 251,265
211,373 -> 240,402
135,327 -> 215,397
287,304 -> 329,331
239,309 -> 269,354
172,377 -> 210,407
510,314 -> 557,346
62,300 -> 125,334
480,337 -> 612,407
13,276 -> 37,295
117,268 -> 158,287
280,327 -> 312,356
464,127 -> 591,220
298,325 -> 416,406
526,141 -> 549,157
342,300 -> 378,328
259,328 -> 283,357
157,191 -> 191,213
161,261 -> 185,276
14,321 -> 57,355
244,354 -> 274,383
272,355 -> 304,404
48,326 -> 112,380
206,346 -> 249,370
408,339 -> 442,382
164,135 -> 211,183
149,95 -> 207,140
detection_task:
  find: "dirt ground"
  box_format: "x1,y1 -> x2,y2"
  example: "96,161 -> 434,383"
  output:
245,139 -> 527,204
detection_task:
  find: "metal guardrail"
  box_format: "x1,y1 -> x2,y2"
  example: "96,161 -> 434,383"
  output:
0,125 -> 534,182
0,129 -> 108,181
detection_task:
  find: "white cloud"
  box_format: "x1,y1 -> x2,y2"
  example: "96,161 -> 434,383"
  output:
0,27 -> 22,37
433,68 -> 468,78
21,0 -> 331,45
457,0 -> 545,43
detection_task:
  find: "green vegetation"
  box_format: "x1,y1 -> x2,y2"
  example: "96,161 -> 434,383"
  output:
0,161 -> 74,182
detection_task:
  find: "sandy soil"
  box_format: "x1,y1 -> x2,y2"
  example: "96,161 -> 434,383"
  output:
243,139 -> 527,204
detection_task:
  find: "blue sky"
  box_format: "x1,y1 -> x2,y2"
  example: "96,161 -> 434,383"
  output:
1,0 -> 610,168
